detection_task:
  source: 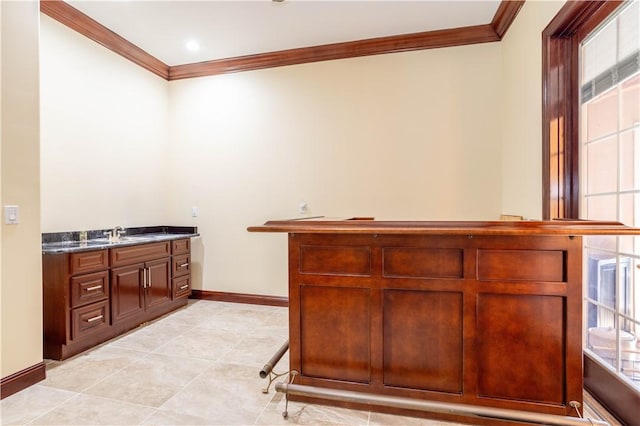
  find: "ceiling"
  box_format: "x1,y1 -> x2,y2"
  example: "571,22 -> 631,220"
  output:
66,1 -> 502,67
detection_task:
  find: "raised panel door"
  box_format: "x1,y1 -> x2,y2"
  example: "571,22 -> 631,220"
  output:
145,257 -> 171,309
111,263 -> 145,323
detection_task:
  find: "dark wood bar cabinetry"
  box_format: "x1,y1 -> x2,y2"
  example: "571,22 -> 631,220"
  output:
43,238 -> 192,360
248,219 -> 639,424
110,242 -> 172,324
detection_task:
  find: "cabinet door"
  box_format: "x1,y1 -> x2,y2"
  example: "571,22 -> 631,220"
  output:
145,257 -> 171,309
111,263 -> 145,323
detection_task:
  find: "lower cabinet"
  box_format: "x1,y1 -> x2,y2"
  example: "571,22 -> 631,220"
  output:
43,238 -> 192,360
111,258 -> 171,324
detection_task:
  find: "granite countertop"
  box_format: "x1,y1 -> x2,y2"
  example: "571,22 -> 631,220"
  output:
42,226 -> 199,254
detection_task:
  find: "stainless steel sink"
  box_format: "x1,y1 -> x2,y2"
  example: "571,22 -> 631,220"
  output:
86,235 -> 163,244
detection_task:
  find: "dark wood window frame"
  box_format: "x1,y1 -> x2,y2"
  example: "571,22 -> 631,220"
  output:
542,1 -> 623,220
542,1 -> 640,424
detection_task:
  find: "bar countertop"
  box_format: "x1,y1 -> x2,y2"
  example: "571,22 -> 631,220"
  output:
248,218 -> 640,236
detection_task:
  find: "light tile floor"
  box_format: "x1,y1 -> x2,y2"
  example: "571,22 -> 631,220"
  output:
1,300 -> 620,425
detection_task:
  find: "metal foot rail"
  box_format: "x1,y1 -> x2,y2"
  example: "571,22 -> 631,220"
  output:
259,340 -> 289,393
275,382 -> 609,426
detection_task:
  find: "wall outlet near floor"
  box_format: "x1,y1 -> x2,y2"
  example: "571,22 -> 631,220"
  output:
4,205 -> 19,224
191,206 -> 198,217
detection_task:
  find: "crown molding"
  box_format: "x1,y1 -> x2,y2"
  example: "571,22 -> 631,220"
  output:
491,1 -> 525,39
40,0 -> 523,81
40,0 -> 170,79
169,24 -> 499,80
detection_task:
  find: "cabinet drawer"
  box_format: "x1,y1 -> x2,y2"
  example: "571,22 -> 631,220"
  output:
70,250 -> 108,275
173,275 -> 191,298
71,300 -> 110,340
71,270 -> 109,308
110,242 -> 170,267
172,254 -> 190,277
172,239 -> 190,255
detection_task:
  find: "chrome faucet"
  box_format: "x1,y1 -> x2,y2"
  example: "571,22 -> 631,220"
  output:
104,225 -> 126,242
113,225 -> 126,240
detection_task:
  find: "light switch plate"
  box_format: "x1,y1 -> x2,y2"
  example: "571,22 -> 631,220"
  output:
4,205 -> 19,225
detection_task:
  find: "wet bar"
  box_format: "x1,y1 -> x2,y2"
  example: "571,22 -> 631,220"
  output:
248,219 -> 638,425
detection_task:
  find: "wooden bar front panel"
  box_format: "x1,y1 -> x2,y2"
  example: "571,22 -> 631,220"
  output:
300,285 -> 370,383
300,245 -> 371,276
476,294 -> 565,405
477,249 -> 565,282
287,232 -> 583,422
383,289 -> 463,393
383,247 -> 463,279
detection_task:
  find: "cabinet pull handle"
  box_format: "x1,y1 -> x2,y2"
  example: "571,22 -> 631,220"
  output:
179,263 -> 189,268
142,268 -> 148,288
86,314 -> 104,323
148,267 -> 152,287
179,284 -> 189,290
85,285 -> 102,291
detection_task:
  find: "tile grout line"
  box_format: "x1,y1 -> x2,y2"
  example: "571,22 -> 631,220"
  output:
25,388 -> 82,425
148,305 -> 281,423
35,309 -> 204,423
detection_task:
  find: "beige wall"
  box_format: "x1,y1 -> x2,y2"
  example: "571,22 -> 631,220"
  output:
500,0 -> 566,220
1,0 -> 42,378
168,44 -> 503,296
40,16 -> 171,232
37,4 -> 563,300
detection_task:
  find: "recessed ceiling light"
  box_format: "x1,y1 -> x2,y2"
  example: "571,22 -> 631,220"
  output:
185,40 -> 200,52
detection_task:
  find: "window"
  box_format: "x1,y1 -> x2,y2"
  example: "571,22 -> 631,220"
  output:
580,0 -> 640,389
542,0 -> 640,421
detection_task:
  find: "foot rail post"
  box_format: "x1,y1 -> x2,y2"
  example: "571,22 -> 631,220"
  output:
258,340 -> 289,393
